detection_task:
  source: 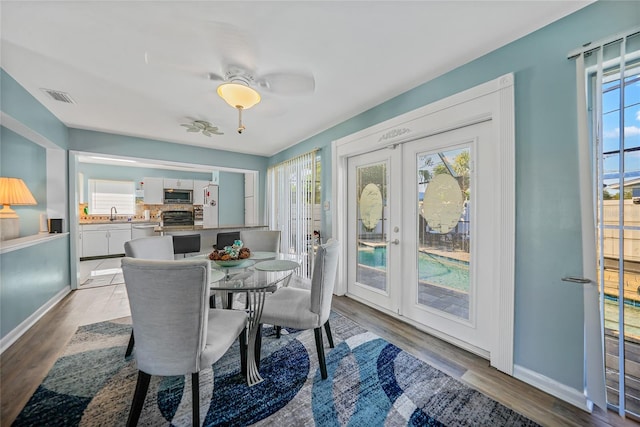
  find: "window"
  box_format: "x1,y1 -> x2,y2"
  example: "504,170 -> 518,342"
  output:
267,151 -> 320,278
88,179 -> 135,215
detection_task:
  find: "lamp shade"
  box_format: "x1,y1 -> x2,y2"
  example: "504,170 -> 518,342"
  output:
217,82 -> 261,110
0,177 -> 37,240
0,177 -> 37,207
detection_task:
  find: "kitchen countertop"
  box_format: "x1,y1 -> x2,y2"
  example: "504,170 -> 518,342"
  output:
79,220 -> 160,225
154,224 -> 268,232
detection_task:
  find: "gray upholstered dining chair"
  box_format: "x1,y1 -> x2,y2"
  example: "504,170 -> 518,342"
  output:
257,239 -> 340,379
124,235 -> 175,260
239,230 -> 281,252
123,235 -> 176,357
121,258 -> 247,427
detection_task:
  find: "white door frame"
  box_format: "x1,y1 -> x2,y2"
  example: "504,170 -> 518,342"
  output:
332,74 -> 515,374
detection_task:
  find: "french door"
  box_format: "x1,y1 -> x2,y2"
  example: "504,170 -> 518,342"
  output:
347,148 -> 402,311
347,121 -> 495,354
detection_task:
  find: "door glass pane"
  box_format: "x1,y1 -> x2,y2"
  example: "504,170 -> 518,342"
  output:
355,161 -> 388,291
416,147 -> 471,319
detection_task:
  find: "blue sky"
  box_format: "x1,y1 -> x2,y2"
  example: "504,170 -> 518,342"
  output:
602,72 -> 640,188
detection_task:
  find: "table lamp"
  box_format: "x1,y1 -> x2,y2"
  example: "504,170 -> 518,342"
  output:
0,177 -> 37,241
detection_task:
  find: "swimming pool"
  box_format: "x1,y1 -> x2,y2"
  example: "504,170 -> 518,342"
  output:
358,246 -> 470,293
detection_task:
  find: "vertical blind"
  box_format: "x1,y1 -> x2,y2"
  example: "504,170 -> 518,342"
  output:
570,26 -> 640,413
267,150 -> 317,278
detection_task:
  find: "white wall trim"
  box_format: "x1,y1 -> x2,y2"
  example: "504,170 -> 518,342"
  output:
513,364 -> 592,412
1,112 -> 62,150
0,285 -> 71,354
331,73 -> 515,374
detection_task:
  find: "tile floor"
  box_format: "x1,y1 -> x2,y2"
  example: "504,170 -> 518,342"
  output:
79,257 -> 125,288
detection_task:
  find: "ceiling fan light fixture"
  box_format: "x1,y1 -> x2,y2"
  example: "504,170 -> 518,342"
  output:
217,82 -> 261,110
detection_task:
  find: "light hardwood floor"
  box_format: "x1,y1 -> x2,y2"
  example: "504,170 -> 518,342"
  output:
1,284 -> 637,426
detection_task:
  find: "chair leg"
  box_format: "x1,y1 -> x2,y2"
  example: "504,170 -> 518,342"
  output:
314,327 -> 328,380
191,372 -> 199,427
209,294 -> 216,309
226,292 -> 233,309
275,326 -> 281,339
239,327 -> 247,376
125,331 -> 135,357
324,321 -> 334,348
127,371 -> 151,427
254,324 -> 262,370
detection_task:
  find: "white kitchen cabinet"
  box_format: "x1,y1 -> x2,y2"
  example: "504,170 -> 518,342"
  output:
81,223 -> 132,257
192,180 -> 211,205
108,227 -> 132,255
163,178 -> 193,190
143,177 -> 164,204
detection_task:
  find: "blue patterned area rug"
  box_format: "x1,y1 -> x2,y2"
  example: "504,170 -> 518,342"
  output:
14,312 -> 540,426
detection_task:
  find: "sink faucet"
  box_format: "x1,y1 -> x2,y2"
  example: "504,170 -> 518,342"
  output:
110,206 -> 117,221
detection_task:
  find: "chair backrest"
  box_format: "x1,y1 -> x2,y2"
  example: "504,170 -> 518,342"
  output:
121,257 -> 210,376
124,236 -> 174,260
239,230 -> 281,252
309,238 -> 340,325
215,231 -> 240,250
172,234 -> 201,255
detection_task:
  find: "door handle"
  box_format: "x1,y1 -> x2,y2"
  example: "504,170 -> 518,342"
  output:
386,239 -> 399,245
561,276 -> 592,284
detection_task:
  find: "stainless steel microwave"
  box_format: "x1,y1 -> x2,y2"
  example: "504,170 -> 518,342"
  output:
164,189 -> 193,204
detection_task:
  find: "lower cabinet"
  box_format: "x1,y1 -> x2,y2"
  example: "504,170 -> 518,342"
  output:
81,223 -> 132,257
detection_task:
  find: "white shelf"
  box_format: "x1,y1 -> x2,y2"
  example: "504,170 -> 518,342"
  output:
0,233 -> 68,254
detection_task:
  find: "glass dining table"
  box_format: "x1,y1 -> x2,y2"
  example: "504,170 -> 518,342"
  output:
191,252 -> 301,386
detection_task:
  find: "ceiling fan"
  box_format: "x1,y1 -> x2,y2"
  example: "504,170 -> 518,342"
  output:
144,20 -> 316,133
147,51 -> 316,133
180,120 -> 224,137
208,64 -> 315,133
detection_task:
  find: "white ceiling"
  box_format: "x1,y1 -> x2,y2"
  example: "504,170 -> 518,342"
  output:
1,1 -> 591,158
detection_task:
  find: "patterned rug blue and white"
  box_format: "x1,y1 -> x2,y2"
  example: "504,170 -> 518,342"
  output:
14,312 -> 539,426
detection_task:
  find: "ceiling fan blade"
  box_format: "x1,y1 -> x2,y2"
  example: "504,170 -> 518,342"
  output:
257,72 -> 315,95
144,51 -> 211,79
205,21 -> 258,72
208,72 -> 225,82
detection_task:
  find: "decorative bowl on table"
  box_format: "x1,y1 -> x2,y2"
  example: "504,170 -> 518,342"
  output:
208,239 -> 251,267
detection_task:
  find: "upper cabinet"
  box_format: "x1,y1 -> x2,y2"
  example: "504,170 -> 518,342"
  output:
192,180 -> 211,205
163,178 -> 193,190
143,177 -> 163,204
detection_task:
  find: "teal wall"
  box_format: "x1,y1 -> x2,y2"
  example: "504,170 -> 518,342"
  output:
77,163 -> 213,202
270,1 -> 640,391
1,69 -> 70,340
1,69 -> 69,149
218,171 -> 244,225
77,162 -> 245,224
1,127 -> 47,237
0,237 -> 70,338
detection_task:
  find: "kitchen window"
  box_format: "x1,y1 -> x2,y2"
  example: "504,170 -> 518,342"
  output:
88,179 -> 135,215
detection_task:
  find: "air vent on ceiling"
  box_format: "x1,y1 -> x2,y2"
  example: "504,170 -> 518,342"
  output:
40,88 -> 75,104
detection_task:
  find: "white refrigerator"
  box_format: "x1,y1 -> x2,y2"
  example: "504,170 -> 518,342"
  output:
202,184 -> 219,228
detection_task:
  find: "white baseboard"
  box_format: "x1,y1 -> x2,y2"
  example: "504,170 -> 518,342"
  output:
513,364 -> 592,412
0,286 -> 71,354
